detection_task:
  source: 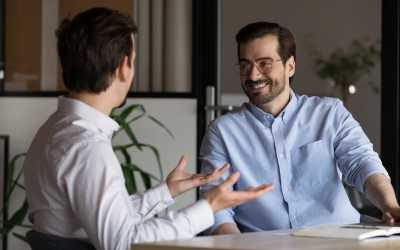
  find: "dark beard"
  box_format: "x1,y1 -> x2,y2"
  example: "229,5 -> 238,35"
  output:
115,97 -> 127,109
241,75 -> 286,106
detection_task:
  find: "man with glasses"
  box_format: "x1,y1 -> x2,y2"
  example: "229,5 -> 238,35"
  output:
199,22 -> 400,235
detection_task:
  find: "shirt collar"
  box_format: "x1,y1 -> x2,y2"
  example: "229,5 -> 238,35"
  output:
57,96 -> 120,134
247,88 -> 298,125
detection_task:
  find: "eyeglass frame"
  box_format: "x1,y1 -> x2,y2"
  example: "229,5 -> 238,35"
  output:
235,58 -> 283,76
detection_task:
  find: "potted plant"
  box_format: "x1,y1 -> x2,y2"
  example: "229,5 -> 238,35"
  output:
307,38 -> 381,109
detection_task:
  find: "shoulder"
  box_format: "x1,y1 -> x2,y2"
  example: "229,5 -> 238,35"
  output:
208,103 -> 249,128
296,94 -> 342,109
37,111 -> 111,155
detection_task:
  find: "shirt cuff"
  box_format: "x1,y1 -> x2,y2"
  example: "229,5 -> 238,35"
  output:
178,199 -> 214,235
358,161 -> 390,196
203,209 -> 236,235
145,181 -> 176,209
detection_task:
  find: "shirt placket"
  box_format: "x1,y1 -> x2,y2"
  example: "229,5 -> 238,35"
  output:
270,116 -> 301,229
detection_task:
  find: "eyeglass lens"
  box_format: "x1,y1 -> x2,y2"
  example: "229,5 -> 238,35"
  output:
236,59 -> 274,76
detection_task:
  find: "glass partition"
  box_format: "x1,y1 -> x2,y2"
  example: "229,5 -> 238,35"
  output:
3,0 -> 193,93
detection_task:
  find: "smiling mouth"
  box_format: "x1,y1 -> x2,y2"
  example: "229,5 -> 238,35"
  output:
251,83 -> 266,89
247,82 -> 270,89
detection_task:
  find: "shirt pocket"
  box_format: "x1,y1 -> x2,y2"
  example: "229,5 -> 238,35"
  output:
291,140 -> 335,187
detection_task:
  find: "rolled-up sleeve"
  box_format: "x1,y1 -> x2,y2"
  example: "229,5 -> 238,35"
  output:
199,122 -> 236,235
332,100 -> 390,195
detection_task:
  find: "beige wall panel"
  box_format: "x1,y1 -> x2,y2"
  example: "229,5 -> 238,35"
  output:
5,0 -> 42,91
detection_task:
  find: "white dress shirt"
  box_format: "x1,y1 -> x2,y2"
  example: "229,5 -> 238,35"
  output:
23,96 -> 214,250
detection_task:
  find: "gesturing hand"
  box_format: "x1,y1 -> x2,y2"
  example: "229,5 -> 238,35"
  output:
203,172 -> 275,213
166,156 -> 230,198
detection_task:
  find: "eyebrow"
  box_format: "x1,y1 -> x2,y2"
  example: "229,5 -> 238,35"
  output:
239,57 -> 274,62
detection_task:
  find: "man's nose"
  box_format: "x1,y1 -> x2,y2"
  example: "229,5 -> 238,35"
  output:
248,64 -> 262,81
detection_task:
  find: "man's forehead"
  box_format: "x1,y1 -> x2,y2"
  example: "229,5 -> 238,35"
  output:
239,35 -> 279,59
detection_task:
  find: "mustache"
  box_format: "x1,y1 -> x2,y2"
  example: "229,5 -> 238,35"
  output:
245,79 -> 271,85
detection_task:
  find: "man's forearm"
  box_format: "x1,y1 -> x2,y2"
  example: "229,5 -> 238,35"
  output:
365,173 -> 399,211
211,223 -> 241,235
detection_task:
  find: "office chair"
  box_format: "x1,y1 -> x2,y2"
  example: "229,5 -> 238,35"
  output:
26,230 -> 96,250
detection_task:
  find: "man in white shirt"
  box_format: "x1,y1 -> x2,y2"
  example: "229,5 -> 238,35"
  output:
23,7 -> 274,250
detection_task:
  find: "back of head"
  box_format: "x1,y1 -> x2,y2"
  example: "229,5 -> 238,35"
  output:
235,22 -> 296,84
56,8 -> 137,94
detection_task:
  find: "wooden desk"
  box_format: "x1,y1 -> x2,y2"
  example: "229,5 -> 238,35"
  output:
131,222 -> 400,250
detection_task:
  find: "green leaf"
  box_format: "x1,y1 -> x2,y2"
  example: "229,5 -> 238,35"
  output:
109,108 -> 115,117
121,166 -> 137,195
12,180 -> 25,190
4,154 -> 26,212
0,221 -> 33,228
120,105 -> 145,121
115,116 -> 142,150
120,147 -> 131,164
147,115 -> 174,139
140,172 -> 152,190
139,144 -> 163,181
6,154 -> 26,198
12,232 -> 28,242
127,114 -> 146,124
126,164 -> 160,182
2,199 -> 29,238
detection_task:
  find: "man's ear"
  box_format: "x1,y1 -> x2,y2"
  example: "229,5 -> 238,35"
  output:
116,56 -> 129,83
286,56 -> 295,78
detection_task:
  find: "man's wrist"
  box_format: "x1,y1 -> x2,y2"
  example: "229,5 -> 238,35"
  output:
382,204 -> 400,212
165,179 -> 178,198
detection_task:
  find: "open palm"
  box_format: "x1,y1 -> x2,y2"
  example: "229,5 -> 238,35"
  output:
166,156 -> 230,198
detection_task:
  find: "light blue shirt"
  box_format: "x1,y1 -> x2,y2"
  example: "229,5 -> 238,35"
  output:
199,89 -> 389,234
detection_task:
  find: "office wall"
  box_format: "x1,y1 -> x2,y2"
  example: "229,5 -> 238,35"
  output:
0,97 -> 197,250
221,0 -> 382,155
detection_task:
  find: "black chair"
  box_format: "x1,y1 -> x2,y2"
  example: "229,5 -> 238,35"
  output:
26,230 -> 96,250
360,214 -> 380,223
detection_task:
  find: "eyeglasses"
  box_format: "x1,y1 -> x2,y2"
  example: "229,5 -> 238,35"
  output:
235,58 -> 282,76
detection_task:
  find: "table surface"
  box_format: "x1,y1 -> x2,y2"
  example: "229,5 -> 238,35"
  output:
131,222 -> 400,250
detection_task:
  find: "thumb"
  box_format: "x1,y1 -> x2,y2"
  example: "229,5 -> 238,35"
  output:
175,155 -> 187,171
219,172 -> 240,190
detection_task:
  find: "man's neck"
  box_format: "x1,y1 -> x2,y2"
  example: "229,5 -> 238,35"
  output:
68,91 -> 114,116
256,89 -> 291,117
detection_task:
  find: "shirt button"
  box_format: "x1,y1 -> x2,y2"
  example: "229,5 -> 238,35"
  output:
284,187 -> 288,191
273,126 -> 277,130
279,154 -> 283,158
292,215 -> 296,219
263,122 -> 266,125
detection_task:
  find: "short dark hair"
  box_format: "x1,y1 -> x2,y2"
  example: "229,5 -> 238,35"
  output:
56,8 -> 137,93
235,22 -> 296,84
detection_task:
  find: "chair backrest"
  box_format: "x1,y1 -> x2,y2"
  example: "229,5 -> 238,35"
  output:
26,230 -> 96,250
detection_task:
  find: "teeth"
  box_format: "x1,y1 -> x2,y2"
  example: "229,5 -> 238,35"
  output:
252,84 -> 266,89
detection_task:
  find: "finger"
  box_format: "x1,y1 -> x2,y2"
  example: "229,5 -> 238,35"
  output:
232,185 -> 274,204
253,184 -> 275,197
175,155 -> 187,171
246,186 -> 255,191
252,184 -> 272,192
219,164 -> 230,173
207,164 -> 230,182
219,172 -> 240,190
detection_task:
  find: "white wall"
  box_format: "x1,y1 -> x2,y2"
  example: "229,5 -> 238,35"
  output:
0,97 -> 197,250
220,0 -> 382,155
